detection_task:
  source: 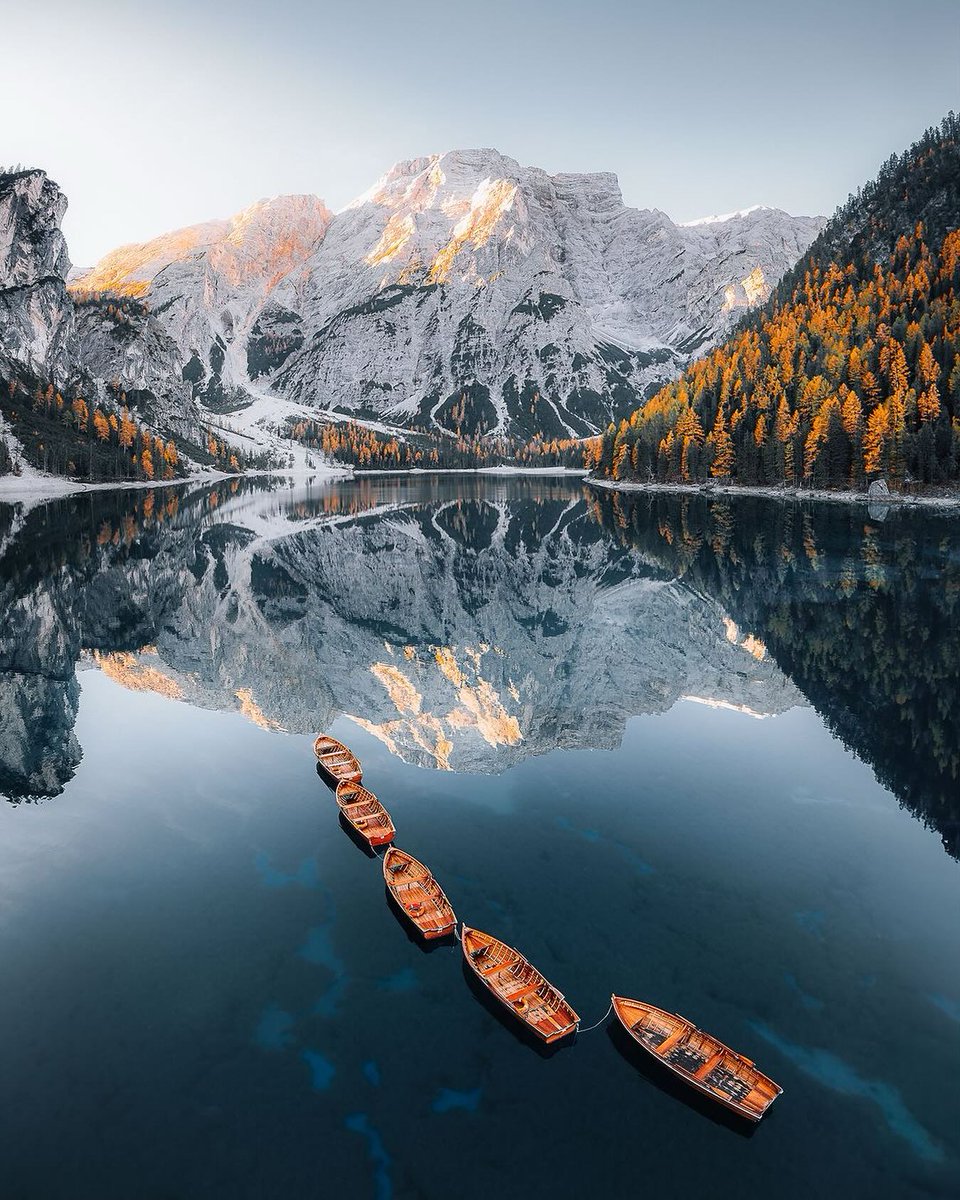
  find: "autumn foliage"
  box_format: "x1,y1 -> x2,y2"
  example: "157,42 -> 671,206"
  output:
288,418 -> 587,471
597,223 -> 960,490
0,375 -> 182,482
597,115 -> 960,492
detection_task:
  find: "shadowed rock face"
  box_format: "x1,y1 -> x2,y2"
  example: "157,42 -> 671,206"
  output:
0,477 -> 800,800
0,169 -> 77,385
0,168 -> 202,453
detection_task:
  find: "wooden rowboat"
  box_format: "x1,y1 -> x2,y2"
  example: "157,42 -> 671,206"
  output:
334,779 -> 395,846
314,734 -> 362,785
611,995 -> 782,1121
462,926 -> 579,1044
382,848 -> 457,939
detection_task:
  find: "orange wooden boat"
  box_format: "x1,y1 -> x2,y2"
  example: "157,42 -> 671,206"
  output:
462,926 -> 579,1044
334,779 -> 395,846
382,848 -> 457,939
313,734 -> 362,785
611,995 -> 782,1121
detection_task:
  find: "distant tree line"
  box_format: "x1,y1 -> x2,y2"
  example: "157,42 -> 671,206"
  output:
287,417 -> 588,470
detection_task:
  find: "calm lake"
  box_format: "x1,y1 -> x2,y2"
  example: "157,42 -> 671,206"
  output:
0,474 -> 958,1199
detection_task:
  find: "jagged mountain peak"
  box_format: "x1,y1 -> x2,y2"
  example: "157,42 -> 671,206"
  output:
0,168 -> 71,287
261,153 -> 823,437
0,168 -> 77,385
53,149 -> 825,449
681,203 -> 771,227
71,193 -> 332,299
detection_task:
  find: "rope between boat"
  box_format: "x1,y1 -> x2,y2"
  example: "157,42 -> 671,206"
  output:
328,749 -> 612,1030
578,1000 -> 613,1033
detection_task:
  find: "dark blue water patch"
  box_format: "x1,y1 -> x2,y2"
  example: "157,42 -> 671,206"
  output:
558,816 -> 602,843
431,1086 -> 482,1114
298,898 -> 348,1017
0,476 -> 959,1199
616,844 -> 655,875
555,814 -> 654,874
253,1003 -> 296,1051
928,993 -> 960,1023
377,966 -> 417,994
302,1049 -> 336,1091
254,851 -> 320,889
749,1020 -> 944,1164
345,1112 -> 392,1200
794,909 -> 826,939
783,973 -> 825,1013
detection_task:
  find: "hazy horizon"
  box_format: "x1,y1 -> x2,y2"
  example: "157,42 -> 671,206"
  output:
5,0 -> 958,264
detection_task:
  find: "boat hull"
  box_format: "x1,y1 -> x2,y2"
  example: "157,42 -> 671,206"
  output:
313,734 -> 363,785
383,848 -> 456,939
335,780 -> 395,846
462,926 -> 579,1044
611,995 -> 782,1122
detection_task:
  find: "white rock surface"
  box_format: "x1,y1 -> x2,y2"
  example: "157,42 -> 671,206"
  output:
72,196 -> 333,404
76,150 -> 825,441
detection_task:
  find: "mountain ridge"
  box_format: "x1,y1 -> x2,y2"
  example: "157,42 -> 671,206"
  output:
73,147 -> 824,441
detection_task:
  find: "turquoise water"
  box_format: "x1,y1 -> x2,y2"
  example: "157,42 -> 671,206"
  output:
0,475 -> 957,1198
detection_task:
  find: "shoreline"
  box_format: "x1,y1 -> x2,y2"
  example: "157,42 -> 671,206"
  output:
0,463 -> 353,511
353,466 -> 589,477
0,468 -> 237,510
585,475 -> 960,511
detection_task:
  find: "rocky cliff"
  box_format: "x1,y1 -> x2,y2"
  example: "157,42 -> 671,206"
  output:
75,150 -> 824,442
0,169 -> 204,468
72,195 -> 333,409
0,169 -> 77,385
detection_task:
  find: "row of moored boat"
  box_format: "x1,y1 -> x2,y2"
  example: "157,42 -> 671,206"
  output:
313,733 -> 783,1122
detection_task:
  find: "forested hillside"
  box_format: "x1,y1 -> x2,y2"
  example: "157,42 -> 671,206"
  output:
594,114 -> 960,491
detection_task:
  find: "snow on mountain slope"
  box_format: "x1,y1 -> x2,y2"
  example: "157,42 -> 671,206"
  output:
72,195 -> 333,406
271,150 -> 824,437
75,151 -> 825,442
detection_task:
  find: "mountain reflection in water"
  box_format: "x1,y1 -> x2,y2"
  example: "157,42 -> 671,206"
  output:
0,474 -> 957,859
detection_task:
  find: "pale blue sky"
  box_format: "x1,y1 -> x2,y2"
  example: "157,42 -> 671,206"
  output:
4,0 -> 958,264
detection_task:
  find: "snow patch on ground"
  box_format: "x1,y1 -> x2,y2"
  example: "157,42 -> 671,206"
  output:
587,476 -> 960,510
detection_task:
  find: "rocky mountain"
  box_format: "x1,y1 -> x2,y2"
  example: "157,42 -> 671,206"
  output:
75,149 -> 824,441
72,195 -> 333,408
0,169 -> 208,477
0,169 -> 78,385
